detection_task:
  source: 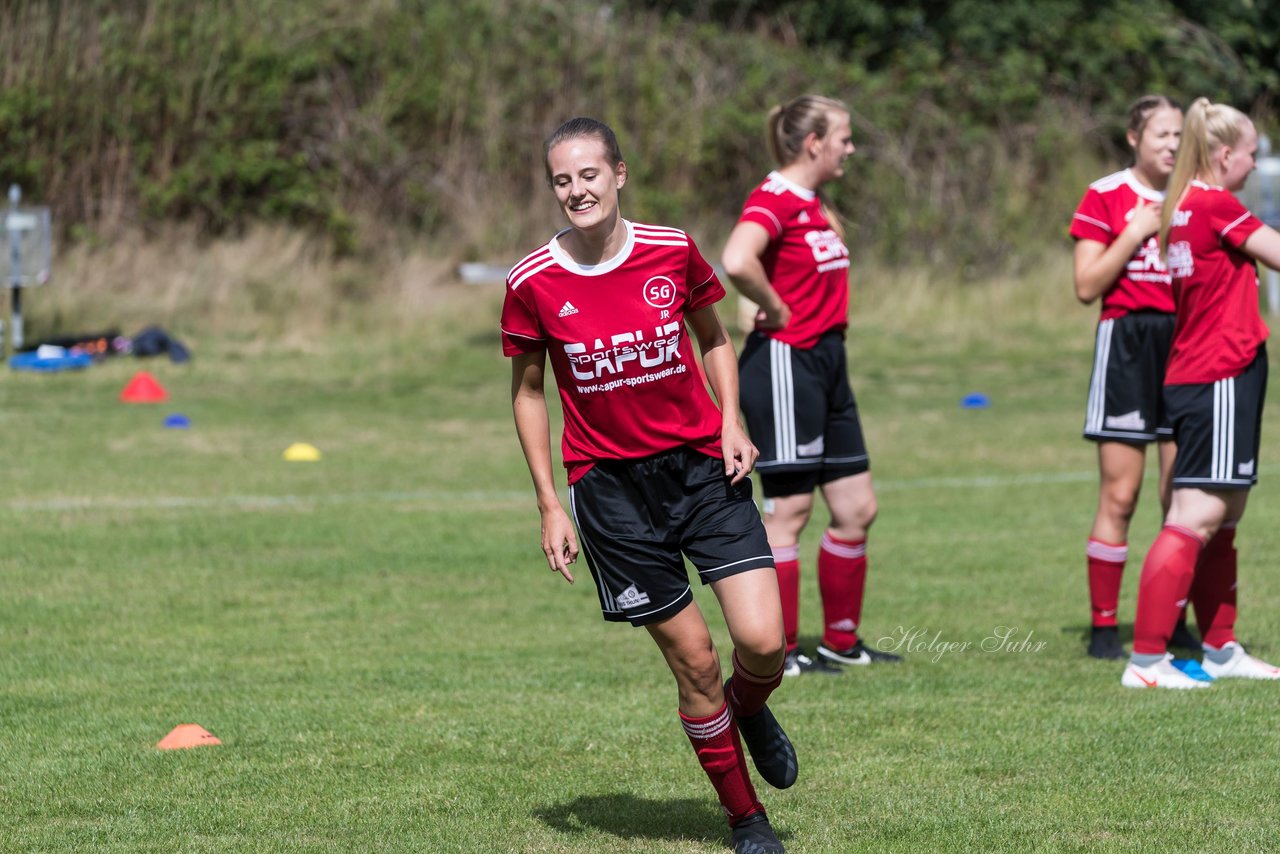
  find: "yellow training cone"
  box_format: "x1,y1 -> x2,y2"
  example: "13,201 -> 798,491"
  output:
283,442 -> 322,461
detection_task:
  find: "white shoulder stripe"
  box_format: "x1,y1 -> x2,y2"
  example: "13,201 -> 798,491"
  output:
1220,210 -> 1253,237
1088,170 -> 1129,192
508,246 -> 554,285
1072,212 -> 1112,233
632,222 -> 687,238
509,256 -> 557,290
743,205 -> 783,234
634,238 -> 689,247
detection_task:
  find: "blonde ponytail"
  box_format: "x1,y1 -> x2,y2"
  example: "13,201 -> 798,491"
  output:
1159,97 -> 1250,255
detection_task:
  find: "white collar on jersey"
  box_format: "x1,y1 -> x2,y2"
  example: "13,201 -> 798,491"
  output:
1122,168 -> 1166,203
766,170 -> 816,201
548,219 -> 636,276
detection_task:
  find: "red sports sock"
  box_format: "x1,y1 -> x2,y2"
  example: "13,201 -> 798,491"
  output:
726,650 -> 784,719
1133,525 -> 1205,655
771,545 -> 800,653
1191,524 -> 1237,649
680,704 -> 763,826
818,532 -> 866,650
1086,538 -> 1127,628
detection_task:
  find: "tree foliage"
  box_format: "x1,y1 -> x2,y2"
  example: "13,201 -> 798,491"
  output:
0,0 -> 1274,270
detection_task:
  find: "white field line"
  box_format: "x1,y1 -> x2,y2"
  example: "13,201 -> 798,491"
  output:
5,470 -> 1108,514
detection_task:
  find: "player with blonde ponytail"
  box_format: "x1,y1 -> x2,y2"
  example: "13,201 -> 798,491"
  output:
1122,98 -> 1280,689
722,95 -> 901,676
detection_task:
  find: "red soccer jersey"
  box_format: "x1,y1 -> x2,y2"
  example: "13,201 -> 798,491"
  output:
501,220 -> 727,483
737,171 -> 850,349
1164,181 -> 1267,385
1070,168 -> 1175,319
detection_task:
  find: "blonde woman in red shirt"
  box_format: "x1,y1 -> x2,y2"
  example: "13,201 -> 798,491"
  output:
1123,98 -> 1280,689
723,95 -> 901,676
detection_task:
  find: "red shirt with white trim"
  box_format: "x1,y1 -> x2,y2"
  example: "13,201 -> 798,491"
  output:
1070,168 -> 1174,319
501,220 -> 726,483
1164,180 -> 1267,385
737,171 -> 849,349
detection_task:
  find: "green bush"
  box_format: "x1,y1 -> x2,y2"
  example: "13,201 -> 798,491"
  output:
0,0 -> 1273,271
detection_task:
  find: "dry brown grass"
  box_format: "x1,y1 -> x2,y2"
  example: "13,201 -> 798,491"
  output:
28,225 -> 466,349
854,249 -> 1086,342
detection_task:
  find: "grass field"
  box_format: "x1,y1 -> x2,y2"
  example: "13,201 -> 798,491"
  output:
4,265 -> 1280,853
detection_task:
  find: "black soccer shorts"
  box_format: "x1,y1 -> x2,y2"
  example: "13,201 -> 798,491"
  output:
1166,347 -> 1267,490
738,330 -> 870,498
1083,311 -> 1176,443
568,447 -> 775,626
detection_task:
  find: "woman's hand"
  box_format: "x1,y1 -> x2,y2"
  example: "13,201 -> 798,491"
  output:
1122,201 -> 1161,243
540,504 -> 579,583
755,297 -> 792,330
721,420 -> 759,485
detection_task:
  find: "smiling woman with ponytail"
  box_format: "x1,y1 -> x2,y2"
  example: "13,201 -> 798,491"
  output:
1070,94 -> 1187,661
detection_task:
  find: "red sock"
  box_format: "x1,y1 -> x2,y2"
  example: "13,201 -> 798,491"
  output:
726,650 -> 783,719
1191,524 -> 1237,649
772,545 -> 800,653
1133,525 -> 1204,655
818,532 -> 866,650
1086,538 -> 1127,628
680,704 -> 763,826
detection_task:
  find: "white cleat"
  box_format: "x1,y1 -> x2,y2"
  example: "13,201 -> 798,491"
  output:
1200,642 -> 1280,680
1121,654 -> 1213,690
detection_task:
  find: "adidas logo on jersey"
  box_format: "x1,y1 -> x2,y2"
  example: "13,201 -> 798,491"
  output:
558,301 -> 579,317
797,210 -> 811,223
1105,410 -> 1146,431
1239,459 -> 1256,476
616,584 -> 651,608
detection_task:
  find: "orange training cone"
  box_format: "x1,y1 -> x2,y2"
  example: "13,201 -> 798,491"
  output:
156,723 -> 222,750
121,371 -> 168,403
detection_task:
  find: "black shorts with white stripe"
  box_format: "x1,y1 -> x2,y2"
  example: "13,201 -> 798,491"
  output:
1082,311 -> 1175,443
568,447 -> 774,626
739,330 -> 869,498
1166,346 -> 1268,490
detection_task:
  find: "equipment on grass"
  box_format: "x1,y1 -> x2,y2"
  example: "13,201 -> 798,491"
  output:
157,723 -> 222,750
283,442 -> 322,461
120,371 -> 169,403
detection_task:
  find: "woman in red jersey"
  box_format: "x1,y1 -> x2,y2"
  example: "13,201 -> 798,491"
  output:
502,117 -> 790,852
1070,95 -> 1200,660
1121,98 -> 1280,689
721,95 -> 899,676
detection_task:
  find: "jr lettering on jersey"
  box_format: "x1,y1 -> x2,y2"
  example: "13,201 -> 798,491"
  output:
564,322 -> 682,380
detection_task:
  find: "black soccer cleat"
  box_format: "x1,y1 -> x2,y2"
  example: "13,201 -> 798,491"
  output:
725,678 -> 798,790
816,639 -> 903,666
783,647 -> 844,677
1169,619 -> 1202,652
731,812 -> 786,854
1087,625 -> 1126,660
